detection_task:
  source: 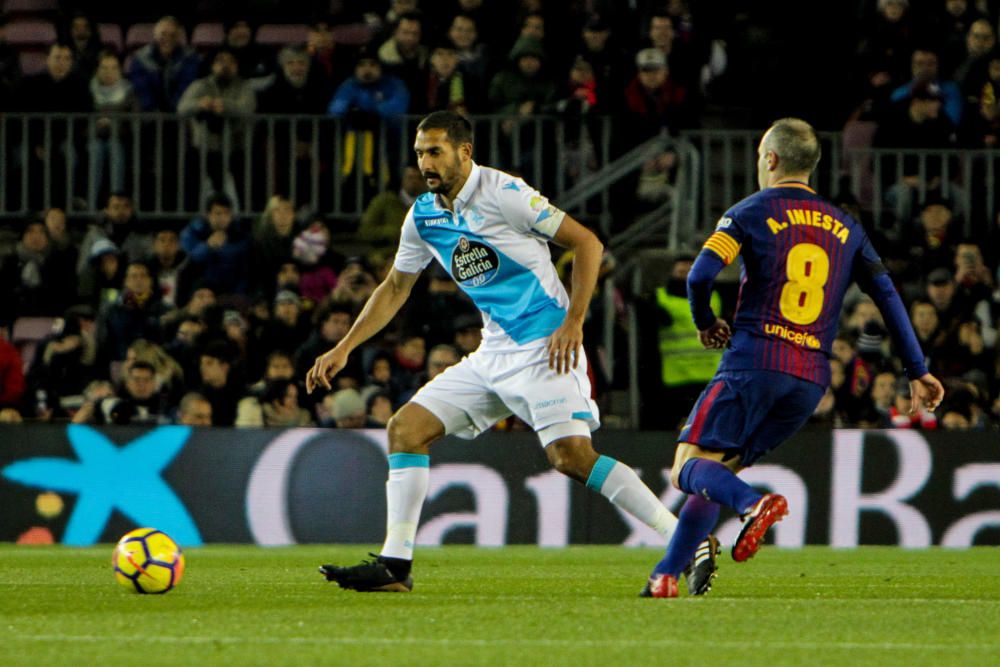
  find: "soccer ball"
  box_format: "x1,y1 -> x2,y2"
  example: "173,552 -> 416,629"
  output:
112,528 -> 185,594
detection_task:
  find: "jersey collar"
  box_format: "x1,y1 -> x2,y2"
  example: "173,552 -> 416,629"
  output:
772,180 -> 816,193
452,161 -> 481,211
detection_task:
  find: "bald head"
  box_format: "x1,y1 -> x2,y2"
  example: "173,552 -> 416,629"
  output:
757,118 -> 821,189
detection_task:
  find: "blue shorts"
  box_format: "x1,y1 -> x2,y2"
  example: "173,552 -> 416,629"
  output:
677,370 -> 825,467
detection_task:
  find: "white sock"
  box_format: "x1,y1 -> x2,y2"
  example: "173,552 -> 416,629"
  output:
380,453 -> 430,560
586,455 -> 678,541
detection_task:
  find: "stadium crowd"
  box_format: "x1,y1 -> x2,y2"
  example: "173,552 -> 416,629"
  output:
0,0 -> 997,431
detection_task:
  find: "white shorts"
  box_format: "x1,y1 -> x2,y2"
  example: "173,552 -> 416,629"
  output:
410,344 -> 601,443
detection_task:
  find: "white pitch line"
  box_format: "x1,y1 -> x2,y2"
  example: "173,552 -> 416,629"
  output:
1,634 -> 998,652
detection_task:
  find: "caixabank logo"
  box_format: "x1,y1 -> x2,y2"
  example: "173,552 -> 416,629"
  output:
451,236 -> 500,288
1,427 -> 998,547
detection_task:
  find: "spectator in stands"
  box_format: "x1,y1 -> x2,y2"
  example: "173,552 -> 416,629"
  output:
42,208 -> 79,289
418,40 -> 470,114
0,221 -> 66,322
178,47 -> 256,205
147,227 -> 189,308
180,193 -> 251,296
88,51 -> 137,208
17,42 -> 91,206
76,360 -> 165,425
251,195 -> 298,295
328,255 -> 377,311
123,337 -> 186,405
96,260 -> 171,364
960,49 -> 1000,146
952,18 -> 995,93
328,48 -> 410,200
378,12 -> 428,101
162,312 -> 203,381
935,0 -> 983,74
294,301 -> 358,383
306,18 -> 352,89
643,10 -> 703,91
577,14 -> 624,114
78,192 -> 149,272
0,14 -> 21,108
290,219 -> 339,304
236,378 -> 313,427
0,332 -> 25,411
320,387 -> 367,428
906,196 -> 960,273
953,242 -> 997,347
18,42 -> 92,112
870,370 -> 899,425
252,289 -> 311,369
854,0 -> 917,119
77,238 -> 123,308
488,36 -> 554,119
623,48 -> 692,142
359,165 -> 424,245
890,47 -> 963,125
448,13 -> 490,101
176,391 -> 212,426
222,18 -> 275,85
128,15 -> 201,112
60,12 -> 103,80
874,84 -> 957,222
257,45 -> 331,114
196,340 -> 243,426
925,267 -> 969,332
25,304 -> 98,417
366,390 -> 394,426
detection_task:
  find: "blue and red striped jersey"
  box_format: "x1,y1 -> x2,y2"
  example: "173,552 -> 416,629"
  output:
699,182 -> 886,386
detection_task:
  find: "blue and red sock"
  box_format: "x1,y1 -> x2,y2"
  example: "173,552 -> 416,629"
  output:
678,458 -> 761,514
651,494 -> 720,578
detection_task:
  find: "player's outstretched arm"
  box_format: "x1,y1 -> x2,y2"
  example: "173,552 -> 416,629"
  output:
909,373 -> 945,416
548,214 -> 603,373
306,267 -> 420,393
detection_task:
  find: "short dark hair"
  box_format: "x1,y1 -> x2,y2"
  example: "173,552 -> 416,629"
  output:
205,192 -> 233,211
765,118 -> 821,175
128,360 -> 156,376
417,110 -> 473,147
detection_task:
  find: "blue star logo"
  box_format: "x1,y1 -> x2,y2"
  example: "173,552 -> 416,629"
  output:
1,425 -> 202,546
502,181 -> 521,191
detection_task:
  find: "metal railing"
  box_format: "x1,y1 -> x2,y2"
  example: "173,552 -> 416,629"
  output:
680,128 -> 997,239
0,112 -> 611,221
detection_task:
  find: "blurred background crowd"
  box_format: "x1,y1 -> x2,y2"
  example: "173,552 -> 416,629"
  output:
0,0 -> 997,432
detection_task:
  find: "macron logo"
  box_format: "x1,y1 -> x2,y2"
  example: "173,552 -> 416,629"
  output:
423,217 -> 450,227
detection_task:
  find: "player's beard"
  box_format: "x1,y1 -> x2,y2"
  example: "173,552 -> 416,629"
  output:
424,157 -> 461,194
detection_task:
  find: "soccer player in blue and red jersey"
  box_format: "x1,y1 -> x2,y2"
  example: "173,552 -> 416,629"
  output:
641,118 -> 945,598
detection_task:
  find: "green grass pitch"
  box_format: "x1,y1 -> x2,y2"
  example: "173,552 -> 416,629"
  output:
0,545 -> 997,666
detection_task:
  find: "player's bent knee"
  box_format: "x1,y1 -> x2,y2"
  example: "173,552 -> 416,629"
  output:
387,403 -> 445,454
544,434 -> 598,481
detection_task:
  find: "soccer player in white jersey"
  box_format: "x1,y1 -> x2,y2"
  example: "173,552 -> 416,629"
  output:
307,111 -> 717,594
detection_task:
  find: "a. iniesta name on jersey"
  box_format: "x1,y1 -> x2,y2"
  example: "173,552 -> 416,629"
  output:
766,209 -> 850,244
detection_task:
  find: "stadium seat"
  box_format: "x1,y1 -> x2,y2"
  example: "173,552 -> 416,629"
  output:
2,0 -> 58,19
124,23 -> 156,51
330,23 -> 373,46
98,23 -> 124,52
3,19 -> 56,49
11,316 -> 56,372
17,49 -> 48,75
255,24 -> 309,47
191,22 -> 224,51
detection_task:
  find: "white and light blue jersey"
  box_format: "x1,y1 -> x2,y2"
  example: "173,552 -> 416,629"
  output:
394,162 -> 569,351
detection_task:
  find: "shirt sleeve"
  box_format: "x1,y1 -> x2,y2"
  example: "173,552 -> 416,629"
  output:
495,176 -> 566,239
392,208 -> 434,274
700,210 -> 744,265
